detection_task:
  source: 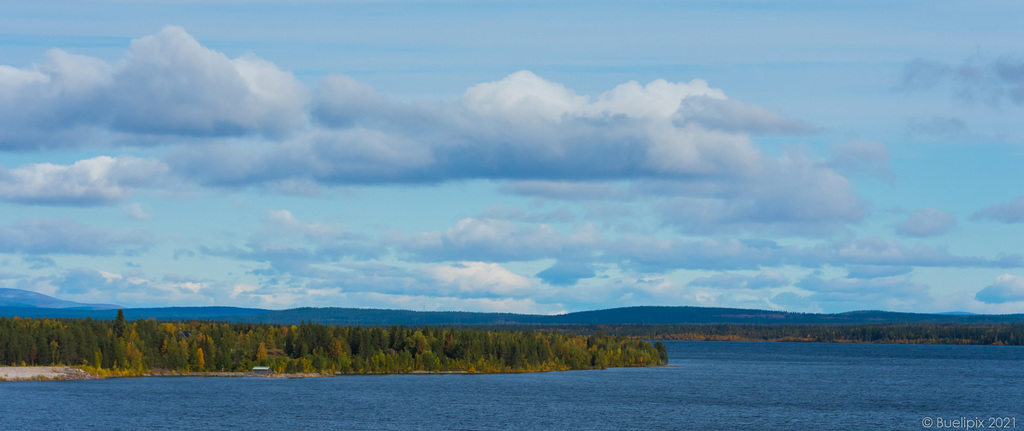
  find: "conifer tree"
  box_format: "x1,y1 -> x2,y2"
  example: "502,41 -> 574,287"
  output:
113,309 -> 127,339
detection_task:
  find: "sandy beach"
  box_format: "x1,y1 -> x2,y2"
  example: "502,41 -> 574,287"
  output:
0,366 -> 97,381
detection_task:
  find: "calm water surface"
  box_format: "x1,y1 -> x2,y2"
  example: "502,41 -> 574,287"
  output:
1,341 -> 1020,430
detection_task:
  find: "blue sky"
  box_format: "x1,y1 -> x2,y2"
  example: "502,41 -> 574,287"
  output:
2,0 -> 1024,314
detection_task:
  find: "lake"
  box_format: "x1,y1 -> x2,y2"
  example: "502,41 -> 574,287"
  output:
1,341 -> 1020,430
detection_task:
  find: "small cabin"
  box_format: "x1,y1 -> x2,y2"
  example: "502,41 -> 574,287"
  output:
251,366 -> 272,375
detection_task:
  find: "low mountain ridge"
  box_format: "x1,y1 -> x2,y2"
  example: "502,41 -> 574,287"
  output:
0,288 -> 120,310
1,288 -> 1021,325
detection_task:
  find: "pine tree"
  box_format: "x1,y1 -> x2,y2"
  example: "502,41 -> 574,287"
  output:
113,309 -> 127,339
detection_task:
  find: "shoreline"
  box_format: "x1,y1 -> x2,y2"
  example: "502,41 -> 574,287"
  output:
0,366 -> 101,381
0,366 -> 653,382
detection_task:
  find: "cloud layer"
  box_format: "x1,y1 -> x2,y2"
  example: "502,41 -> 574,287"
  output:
0,27 -> 867,238
1,27 -> 1020,315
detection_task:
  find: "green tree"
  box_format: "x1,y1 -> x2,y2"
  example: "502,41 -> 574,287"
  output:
113,309 -> 127,339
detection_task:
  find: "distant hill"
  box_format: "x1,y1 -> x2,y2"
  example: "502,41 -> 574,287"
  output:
0,288 -> 120,310
0,306 -> 270,321
1,300 -> 1022,326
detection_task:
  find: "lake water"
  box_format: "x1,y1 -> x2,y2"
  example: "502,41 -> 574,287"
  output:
1,341 -> 1020,430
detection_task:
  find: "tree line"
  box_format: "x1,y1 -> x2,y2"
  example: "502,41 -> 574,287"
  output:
541,323 -> 1024,345
0,311 -> 667,375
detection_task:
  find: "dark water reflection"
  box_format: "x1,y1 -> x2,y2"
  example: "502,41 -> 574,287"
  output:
2,341 -> 1020,430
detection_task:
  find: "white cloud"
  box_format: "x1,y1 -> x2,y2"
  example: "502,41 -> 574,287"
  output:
427,261 -> 535,297
0,26 -> 305,149
461,70 -> 589,122
0,156 -> 167,205
589,78 -> 725,119
975,274 -> 1024,304
230,283 -> 258,299
111,27 -> 306,136
161,67 -> 862,234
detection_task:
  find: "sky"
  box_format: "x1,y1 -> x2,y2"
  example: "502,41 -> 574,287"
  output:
1,0 -> 1023,314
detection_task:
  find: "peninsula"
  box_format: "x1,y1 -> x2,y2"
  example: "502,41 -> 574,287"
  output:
0,311 -> 667,380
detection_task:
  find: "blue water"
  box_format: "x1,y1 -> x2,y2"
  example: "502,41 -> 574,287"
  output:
1,341 -> 1020,430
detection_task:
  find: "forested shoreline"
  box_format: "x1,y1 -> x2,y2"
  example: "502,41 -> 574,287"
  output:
0,312 -> 667,376
541,323 -> 1024,345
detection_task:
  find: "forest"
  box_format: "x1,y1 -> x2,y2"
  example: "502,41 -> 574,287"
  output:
541,323 -> 1024,345
0,311 -> 667,376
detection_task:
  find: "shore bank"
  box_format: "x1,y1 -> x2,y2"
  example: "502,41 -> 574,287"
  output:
0,367 -> 586,381
0,366 -> 99,381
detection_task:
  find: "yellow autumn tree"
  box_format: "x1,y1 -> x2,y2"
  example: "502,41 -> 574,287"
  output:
195,347 -> 205,371
256,342 -> 268,362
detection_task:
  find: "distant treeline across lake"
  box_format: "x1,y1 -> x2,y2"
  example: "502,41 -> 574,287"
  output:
528,323 -> 1024,345
0,312 -> 666,376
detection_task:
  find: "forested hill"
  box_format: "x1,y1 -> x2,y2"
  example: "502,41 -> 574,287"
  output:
2,304 -> 1023,325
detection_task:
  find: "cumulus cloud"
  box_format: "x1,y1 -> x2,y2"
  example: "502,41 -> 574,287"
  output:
54,54 -> 860,235
1,28 -> 863,235
426,261 -> 535,297
303,71 -> 791,182
0,219 -> 155,255
167,69 -> 861,234
461,70 -> 591,121
975,274 -> 1024,304
110,27 -> 305,136
0,26 -> 305,149
895,208 -> 957,237
972,196 -> 1024,224
0,156 -> 167,205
